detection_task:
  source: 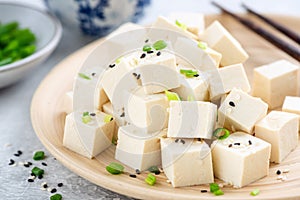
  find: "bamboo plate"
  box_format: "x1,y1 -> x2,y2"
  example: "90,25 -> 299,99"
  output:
31,14 -> 300,199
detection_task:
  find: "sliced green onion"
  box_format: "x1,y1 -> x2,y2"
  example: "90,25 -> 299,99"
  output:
214,189 -> 224,196
165,90 -> 180,101
145,173 -> 156,186
153,40 -> 167,50
112,138 -> 117,145
175,20 -> 187,31
250,189 -> 260,196
213,128 -> 230,140
143,44 -> 152,52
115,57 -> 123,64
33,151 -> 45,161
31,166 -> 44,176
180,69 -> 198,78
82,115 -> 92,124
83,111 -> 89,116
148,166 -> 160,174
50,194 -> 62,200
104,114 -> 113,123
198,41 -> 207,50
106,162 -> 124,175
209,183 -> 219,193
78,73 -> 91,80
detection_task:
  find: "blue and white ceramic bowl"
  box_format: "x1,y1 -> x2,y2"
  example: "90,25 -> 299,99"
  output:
44,0 -> 150,36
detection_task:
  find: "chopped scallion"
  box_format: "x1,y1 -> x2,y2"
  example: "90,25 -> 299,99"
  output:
106,162 -> 124,175
82,115 -> 92,124
115,57 -> 123,64
148,166 -> 160,174
143,44 -> 152,52
165,90 -> 180,101
198,41 -> 207,50
213,128 -> 230,140
209,183 -> 219,193
214,189 -> 224,196
50,193 -> 62,200
104,114 -> 113,123
180,69 -> 198,78
83,112 -> 89,116
31,167 -> 44,176
33,151 -> 45,161
175,20 -> 187,30
78,73 -> 91,80
145,173 -> 156,186
153,40 -> 167,50
250,189 -> 260,196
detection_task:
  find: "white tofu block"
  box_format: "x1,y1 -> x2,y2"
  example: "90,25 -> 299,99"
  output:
252,60 -> 299,109
199,21 -> 249,66
167,101 -> 217,139
282,96 -> 300,129
171,73 -> 209,101
255,111 -> 299,163
161,138 -> 214,187
127,88 -> 169,133
63,111 -> 114,158
115,126 -> 166,171
152,16 -> 198,40
209,63 -> 251,100
212,132 -> 271,188
63,91 -> 73,114
218,88 -> 268,133
167,12 -> 205,36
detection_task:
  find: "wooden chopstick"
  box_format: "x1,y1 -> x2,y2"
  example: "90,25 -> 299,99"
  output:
241,3 -> 300,45
211,1 -> 300,62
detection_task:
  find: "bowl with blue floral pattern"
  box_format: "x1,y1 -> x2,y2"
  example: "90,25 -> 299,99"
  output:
44,0 -> 150,36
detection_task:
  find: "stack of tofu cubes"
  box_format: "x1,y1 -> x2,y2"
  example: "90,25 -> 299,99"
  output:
62,13 -> 300,189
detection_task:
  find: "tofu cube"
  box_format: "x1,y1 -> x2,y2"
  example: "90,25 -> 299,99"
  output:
209,63 -> 251,100
161,138 -> 214,187
127,88 -> 169,133
282,96 -> 300,129
63,111 -> 114,158
115,126 -> 166,171
167,12 -> 205,36
199,21 -> 249,66
63,91 -> 73,114
212,132 -> 271,188
171,72 -> 209,101
252,60 -> 299,109
255,111 -> 299,163
218,88 -> 268,133
167,101 -> 217,139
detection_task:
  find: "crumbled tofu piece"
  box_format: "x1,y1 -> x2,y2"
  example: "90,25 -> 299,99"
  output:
127,87 -> 169,133
167,12 -> 205,36
218,88 -> 268,133
252,60 -> 299,109
199,21 -> 249,66
63,111 -> 115,158
167,101 -> 217,139
161,138 -> 214,187
115,126 -> 166,171
212,132 -> 271,188
282,96 -> 300,129
255,111 -> 299,163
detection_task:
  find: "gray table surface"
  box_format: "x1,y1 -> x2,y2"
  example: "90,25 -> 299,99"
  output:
0,0 -> 299,199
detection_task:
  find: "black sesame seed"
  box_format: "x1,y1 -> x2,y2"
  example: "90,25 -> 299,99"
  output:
24,164 -> 30,168
109,64 -> 116,68
136,74 -> 141,80
252,133 -> 256,137
135,169 -> 141,174
129,174 -> 137,178
229,101 -> 235,107
155,171 -> 161,175
17,150 -> 23,155
91,73 -> 96,76
193,74 -> 199,77
156,51 -> 161,56
8,159 -> 15,165
132,72 -> 138,77
175,139 -> 179,143
110,117 -> 114,121
50,188 -> 57,193
38,175 -> 43,179
57,183 -> 63,187
147,50 -> 154,54
145,39 -> 149,43
27,162 -> 32,166
140,53 -> 146,59
31,173 -> 35,176
14,153 -> 20,157
228,144 -> 233,148
120,112 -> 125,117
248,140 -> 252,145
234,142 -> 240,145
180,139 -> 185,144
276,170 -> 281,175
43,184 -> 48,189
28,179 -> 34,183
201,189 -> 208,193
89,113 -> 96,117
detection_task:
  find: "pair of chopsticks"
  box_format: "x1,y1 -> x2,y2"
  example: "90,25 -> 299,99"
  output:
212,2 -> 300,62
